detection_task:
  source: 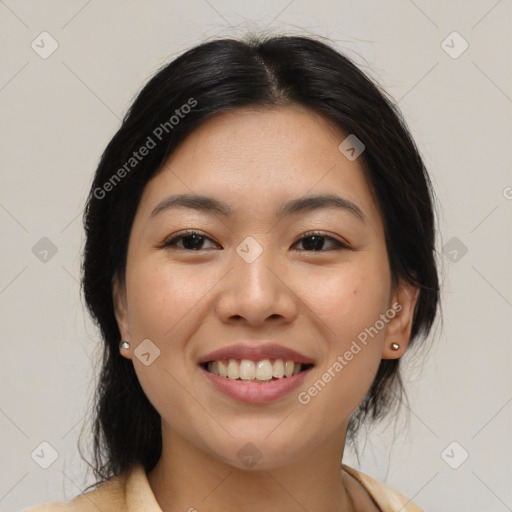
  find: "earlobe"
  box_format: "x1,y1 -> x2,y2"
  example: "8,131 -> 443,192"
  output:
382,283 -> 420,360
112,275 -> 133,360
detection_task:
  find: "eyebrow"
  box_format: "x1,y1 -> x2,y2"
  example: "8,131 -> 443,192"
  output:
149,193 -> 367,223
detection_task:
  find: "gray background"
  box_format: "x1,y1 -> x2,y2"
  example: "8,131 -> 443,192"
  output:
1,1 -> 511,511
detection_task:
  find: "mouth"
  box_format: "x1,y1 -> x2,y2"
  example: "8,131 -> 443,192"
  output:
197,343 -> 315,403
200,358 -> 315,383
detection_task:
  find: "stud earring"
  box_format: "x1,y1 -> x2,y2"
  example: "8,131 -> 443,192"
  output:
119,340 -> 130,351
391,343 -> 400,351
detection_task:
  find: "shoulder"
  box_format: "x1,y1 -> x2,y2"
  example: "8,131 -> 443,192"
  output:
23,470 -> 130,512
342,465 -> 424,512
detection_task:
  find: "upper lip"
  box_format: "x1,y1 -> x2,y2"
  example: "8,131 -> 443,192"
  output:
198,343 -> 315,365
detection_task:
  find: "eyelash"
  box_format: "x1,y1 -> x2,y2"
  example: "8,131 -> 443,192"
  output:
159,229 -> 349,252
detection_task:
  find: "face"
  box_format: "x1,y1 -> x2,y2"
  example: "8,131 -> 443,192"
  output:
113,106 -> 418,470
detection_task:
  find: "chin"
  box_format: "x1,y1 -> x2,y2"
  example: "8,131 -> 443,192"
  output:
201,430 -> 314,471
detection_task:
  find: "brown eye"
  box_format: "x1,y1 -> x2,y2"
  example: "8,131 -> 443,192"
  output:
292,232 -> 348,251
162,231 -> 219,251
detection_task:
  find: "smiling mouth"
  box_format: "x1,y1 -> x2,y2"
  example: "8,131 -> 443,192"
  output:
201,358 -> 314,383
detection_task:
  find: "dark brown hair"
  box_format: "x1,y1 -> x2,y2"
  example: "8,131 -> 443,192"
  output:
80,33 -> 440,484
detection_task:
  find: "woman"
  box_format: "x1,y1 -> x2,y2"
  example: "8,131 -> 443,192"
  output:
27,33 -> 439,511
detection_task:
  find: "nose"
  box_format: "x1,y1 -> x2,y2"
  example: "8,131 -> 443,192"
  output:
214,244 -> 299,328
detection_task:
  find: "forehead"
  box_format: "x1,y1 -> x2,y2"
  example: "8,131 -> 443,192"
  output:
136,106 -> 383,231
160,106 -> 348,184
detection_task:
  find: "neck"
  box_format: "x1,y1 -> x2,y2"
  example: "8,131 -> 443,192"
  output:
147,421 -> 358,512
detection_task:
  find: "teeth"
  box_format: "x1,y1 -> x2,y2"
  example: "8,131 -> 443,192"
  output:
272,359 -> 285,378
256,359 -> 273,381
207,358 -> 304,382
227,359 -> 239,379
284,360 -> 294,377
239,360 -> 256,380
218,360 -> 228,378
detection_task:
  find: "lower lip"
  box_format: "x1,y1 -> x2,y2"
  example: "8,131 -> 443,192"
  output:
199,365 -> 312,404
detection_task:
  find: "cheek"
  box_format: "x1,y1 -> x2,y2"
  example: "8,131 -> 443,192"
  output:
125,260 -> 205,340
299,260 -> 391,342
124,261 -> 207,433
297,263 -> 391,419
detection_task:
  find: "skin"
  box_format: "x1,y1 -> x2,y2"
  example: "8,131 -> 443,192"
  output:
113,105 -> 419,512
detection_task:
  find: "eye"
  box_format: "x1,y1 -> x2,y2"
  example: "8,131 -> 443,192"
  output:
159,230 -> 349,252
292,231 -> 348,252
160,230 -> 219,251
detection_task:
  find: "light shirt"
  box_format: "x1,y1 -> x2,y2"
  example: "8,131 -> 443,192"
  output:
24,464 -> 423,512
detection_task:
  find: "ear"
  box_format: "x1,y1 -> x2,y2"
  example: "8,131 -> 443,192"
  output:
381,281 -> 420,359
112,274 -> 133,360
